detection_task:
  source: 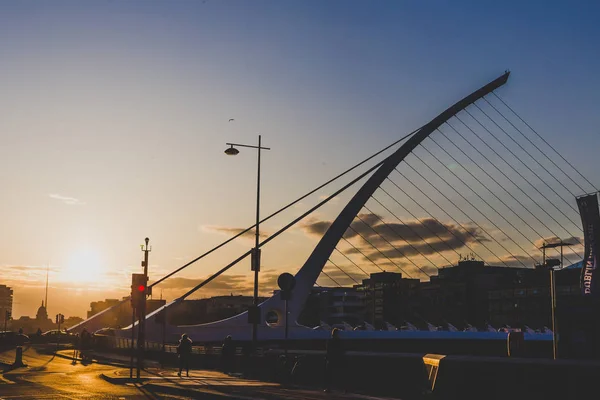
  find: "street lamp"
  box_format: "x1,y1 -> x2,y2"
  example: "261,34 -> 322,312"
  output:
224,135 -> 271,350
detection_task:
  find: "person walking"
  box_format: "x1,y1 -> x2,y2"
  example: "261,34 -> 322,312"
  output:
324,328 -> 345,393
221,335 -> 235,374
177,333 -> 193,377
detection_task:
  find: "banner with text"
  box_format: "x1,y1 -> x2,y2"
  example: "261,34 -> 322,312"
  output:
577,193 -> 600,296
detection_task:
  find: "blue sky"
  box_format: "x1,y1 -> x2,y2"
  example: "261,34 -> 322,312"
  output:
0,1 -> 599,318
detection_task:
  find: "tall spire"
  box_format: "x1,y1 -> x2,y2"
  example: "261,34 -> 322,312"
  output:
45,263 -> 49,310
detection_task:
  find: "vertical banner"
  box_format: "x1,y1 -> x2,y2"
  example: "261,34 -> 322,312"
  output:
577,193 -> 600,296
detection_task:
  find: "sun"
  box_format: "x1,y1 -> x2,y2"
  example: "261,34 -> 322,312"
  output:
62,248 -> 105,284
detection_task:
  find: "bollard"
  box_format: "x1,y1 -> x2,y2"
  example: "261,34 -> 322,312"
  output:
13,346 -> 26,367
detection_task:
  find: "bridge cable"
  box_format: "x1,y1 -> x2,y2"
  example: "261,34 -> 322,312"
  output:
473,102 -> 580,216
408,153 -> 529,268
319,270 -> 341,287
438,123 -> 581,261
492,92 -> 598,193
334,248 -> 371,277
327,259 -> 360,285
485,96 -> 589,195
368,194 -> 456,266
346,224 -> 417,278
354,213 -> 432,277
384,175 -> 487,263
150,126 -> 423,288
395,166 -> 511,267
483,96 -> 588,198
421,139 -> 542,265
455,112 -> 583,239
175,153 -> 393,300
465,107 -> 581,229
362,203 -> 444,270
339,236 -> 389,274
375,186 -> 462,260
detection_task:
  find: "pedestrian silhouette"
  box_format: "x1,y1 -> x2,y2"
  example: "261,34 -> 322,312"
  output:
324,328 -> 345,393
79,328 -> 92,362
221,335 -> 235,374
177,333 -> 192,377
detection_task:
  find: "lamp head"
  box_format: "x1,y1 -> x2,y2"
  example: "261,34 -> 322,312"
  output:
224,145 -> 239,156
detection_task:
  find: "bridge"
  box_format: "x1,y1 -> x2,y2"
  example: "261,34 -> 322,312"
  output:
68,70 -> 596,350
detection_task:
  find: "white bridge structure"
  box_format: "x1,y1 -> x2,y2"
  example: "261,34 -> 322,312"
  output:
69,70 -> 595,345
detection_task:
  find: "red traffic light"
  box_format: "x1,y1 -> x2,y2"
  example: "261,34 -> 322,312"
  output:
137,285 -> 146,292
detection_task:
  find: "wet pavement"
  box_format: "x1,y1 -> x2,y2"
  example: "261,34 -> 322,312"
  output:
0,346 -> 401,399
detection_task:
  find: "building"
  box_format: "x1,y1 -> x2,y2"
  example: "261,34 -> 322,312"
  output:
83,295 -> 266,329
297,260 -> 583,331
85,297 -> 167,328
298,287 -> 365,327
359,272 -> 419,329
390,259 -> 582,330
88,299 -> 122,319
0,285 -> 13,325
169,295 -> 267,325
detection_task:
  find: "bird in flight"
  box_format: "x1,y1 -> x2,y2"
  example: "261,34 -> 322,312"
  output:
228,118 -> 235,122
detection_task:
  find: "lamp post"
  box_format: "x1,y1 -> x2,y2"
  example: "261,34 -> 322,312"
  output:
225,135 -> 271,350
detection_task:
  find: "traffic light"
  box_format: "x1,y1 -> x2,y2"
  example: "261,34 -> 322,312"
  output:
60,314 -> 65,324
4,310 -> 11,320
131,273 -> 148,310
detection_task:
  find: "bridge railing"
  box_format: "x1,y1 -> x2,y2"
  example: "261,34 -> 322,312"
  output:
98,334 -> 246,356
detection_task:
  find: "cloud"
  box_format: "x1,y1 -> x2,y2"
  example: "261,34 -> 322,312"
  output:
498,254 -> 536,268
302,213 -> 487,260
320,267 -> 364,286
533,236 -> 583,249
300,219 -> 332,236
49,193 -> 85,205
202,225 -> 270,240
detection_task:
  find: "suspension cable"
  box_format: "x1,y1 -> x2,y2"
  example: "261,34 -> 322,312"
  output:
422,139 -> 541,264
376,186 -> 461,259
334,248 -> 371,277
397,165 -> 510,267
355,213 -> 431,277
484,96 -> 588,194
327,258 -> 360,284
456,112 -> 583,237
473,102 -> 580,216
369,195 -> 455,266
150,126 -> 422,288
346,224 -> 417,278
492,92 -> 598,193
439,122 -> 580,261
409,153 -> 529,268
362,203 -> 444,269
340,236 -> 389,274
320,270 -> 341,287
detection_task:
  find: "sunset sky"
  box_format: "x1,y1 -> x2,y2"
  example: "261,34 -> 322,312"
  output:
1,1 -> 599,319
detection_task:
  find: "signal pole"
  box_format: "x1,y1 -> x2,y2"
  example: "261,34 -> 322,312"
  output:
137,237 -> 151,379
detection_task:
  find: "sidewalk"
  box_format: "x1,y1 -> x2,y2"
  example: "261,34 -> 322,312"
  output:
101,367 -> 400,399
